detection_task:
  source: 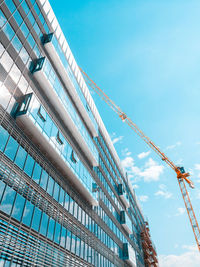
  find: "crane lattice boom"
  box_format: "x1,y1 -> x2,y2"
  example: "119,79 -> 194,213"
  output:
80,67 -> 200,251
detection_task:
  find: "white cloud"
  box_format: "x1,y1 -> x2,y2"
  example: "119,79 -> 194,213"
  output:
166,141 -> 181,150
159,245 -> 200,267
175,207 -> 185,216
154,184 -> 172,199
121,156 -> 164,182
137,151 -> 151,159
112,135 -> 123,145
194,164 -> 200,171
139,195 -> 149,202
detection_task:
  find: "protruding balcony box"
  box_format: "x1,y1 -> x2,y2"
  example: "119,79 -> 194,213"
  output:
16,113 -> 98,207
122,243 -> 136,267
30,58 -> 98,167
118,184 -> 130,208
41,33 -> 98,138
120,211 -> 132,234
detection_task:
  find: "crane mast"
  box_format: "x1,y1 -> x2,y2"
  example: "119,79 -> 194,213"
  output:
80,67 -> 200,251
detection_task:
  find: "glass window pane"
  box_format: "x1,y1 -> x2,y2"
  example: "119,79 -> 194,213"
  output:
66,230 -> 71,251
0,180 -> 6,202
14,146 -> 27,169
69,197 -> 74,215
3,23 -> 15,40
76,237 -> 80,256
54,222 -> 61,244
53,182 -> 59,201
32,162 -> 42,184
20,23 -> 29,38
0,126 -> 9,151
0,186 -> 16,215
39,170 -> 48,190
4,136 -> 18,161
21,1 -> 29,14
13,10 -> 23,26
24,154 -> 35,177
60,226 -> 66,248
71,234 -> 76,254
64,192 -> 69,211
12,193 -> 25,221
11,36 -> 22,53
0,10 -> 6,27
47,217 -> 55,240
40,212 -> 48,236
59,188 -> 64,206
22,200 -> 34,226
31,207 -> 41,231
5,0 -> 16,14
47,176 -> 54,196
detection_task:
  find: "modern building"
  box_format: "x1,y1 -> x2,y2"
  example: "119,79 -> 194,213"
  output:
0,0 -> 158,266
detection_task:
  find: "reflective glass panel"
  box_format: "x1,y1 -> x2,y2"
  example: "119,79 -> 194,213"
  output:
4,136 -> 18,161
32,162 -> 42,184
31,207 -> 42,231
22,200 -> 34,226
0,126 -> 9,151
0,186 -> 16,215
40,212 -> 48,236
24,154 -> 35,177
12,193 -> 25,221
14,145 -> 27,169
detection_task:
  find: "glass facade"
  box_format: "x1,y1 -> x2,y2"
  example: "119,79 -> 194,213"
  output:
0,0 -> 157,266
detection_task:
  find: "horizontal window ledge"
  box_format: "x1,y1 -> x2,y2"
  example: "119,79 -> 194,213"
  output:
121,223 -> 132,235
43,42 -> 98,138
33,70 -> 98,167
16,114 -> 98,207
119,194 -> 130,208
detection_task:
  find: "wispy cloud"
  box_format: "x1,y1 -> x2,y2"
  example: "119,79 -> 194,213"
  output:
159,245 -> 200,267
132,184 -> 139,189
122,148 -> 132,156
154,184 -> 172,199
166,141 -> 181,150
112,135 -> 123,145
121,156 -> 164,182
137,151 -> 151,159
175,207 -> 185,216
138,195 -> 149,202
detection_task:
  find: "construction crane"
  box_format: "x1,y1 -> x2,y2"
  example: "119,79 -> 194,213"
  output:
80,67 -> 200,252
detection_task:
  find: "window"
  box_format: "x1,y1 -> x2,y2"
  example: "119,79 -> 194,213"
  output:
40,212 -> 48,236
47,217 -> 55,240
24,154 -> 35,177
39,170 -> 48,190
0,10 -> 6,27
12,193 -> 25,221
5,0 -> 16,14
3,23 -> 15,40
11,36 -> 22,53
20,23 -> 29,38
13,10 -> 23,26
0,186 -> 16,216
31,207 -> 42,231
54,222 -> 61,244
47,175 -> 54,196
22,200 -> 34,226
56,131 -> 63,145
15,146 -> 27,169
4,136 -> 19,161
0,126 -> 9,152
32,162 -> 42,184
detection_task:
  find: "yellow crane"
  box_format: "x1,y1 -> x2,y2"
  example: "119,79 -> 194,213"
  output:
80,67 -> 200,252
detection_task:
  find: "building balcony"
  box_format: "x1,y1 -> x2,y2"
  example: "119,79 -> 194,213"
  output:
120,210 -> 132,234
14,93 -> 98,206
118,184 -> 130,208
30,57 -> 98,167
121,243 -> 136,267
41,33 -> 98,138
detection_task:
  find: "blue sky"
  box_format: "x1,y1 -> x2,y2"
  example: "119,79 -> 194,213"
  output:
49,0 -> 200,265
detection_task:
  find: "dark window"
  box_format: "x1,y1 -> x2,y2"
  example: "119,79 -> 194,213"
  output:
37,105 -> 46,122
